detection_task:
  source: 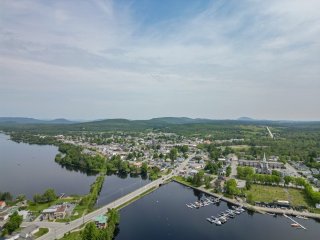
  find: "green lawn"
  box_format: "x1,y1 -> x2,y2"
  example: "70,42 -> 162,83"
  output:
245,184 -> 309,207
27,202 -> 53,213
229,145 -> 250,150
60,231 -> 81,240
27,197 -> 81,217
34,228 -> 49,239
173,176 -> 194,187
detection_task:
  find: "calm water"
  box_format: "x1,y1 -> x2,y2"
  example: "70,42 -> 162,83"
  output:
0,133 -> 151,203
116,182 -> 320,240
0,133 -> 97,199
96,174 -> 150,207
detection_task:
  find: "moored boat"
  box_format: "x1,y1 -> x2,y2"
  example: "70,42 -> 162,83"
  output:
296,215 -> 308,220
291,223 -> 300,228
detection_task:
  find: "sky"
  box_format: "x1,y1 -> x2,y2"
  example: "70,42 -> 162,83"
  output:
0,0 -> 319,120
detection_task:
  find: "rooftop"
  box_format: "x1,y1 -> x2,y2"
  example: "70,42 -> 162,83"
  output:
94,215 -> 108,224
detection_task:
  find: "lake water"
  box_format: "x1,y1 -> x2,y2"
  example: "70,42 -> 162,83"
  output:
96,174 -> 150,207
0,133 -> 151,204
0,133 -> 97,199
116,182 -> 320,240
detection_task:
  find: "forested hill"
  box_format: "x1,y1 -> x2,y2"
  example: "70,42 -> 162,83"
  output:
0,117 -> 76,124
1,117 -> 320,139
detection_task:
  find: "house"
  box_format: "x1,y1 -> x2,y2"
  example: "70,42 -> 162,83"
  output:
0,201 -> 6,209
42,204 -> 70,220
218,157 -> 226,162
42,208 -> 56,220
20,224 -> 40,238
131,161 -> 142,168
189,169 -> 198,176
94,215 -> 108,229
236,179 -> 246,189
218,167 -> 227,176
18,210 -> 29,220
54,205 -> 67,219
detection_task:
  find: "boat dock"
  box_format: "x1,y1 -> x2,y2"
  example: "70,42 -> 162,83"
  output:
283,214 -> 307,230
173,179 -> 320,220
186,197 -> 220,209
206,206 -> 246,226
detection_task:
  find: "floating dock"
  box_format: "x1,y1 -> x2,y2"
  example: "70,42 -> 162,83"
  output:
284,214 -> 307,230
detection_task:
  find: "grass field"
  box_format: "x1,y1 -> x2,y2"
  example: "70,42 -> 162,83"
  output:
34,228 -> 49,239
173,176 -> 194,187
60,231 -> 81,240
229,145 -> 250,150
245,184 -> 309,207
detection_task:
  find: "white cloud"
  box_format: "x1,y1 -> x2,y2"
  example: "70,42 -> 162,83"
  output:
0,0 -> 319,120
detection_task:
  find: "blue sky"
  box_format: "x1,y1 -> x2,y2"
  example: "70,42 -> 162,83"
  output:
0,0 -> 319,120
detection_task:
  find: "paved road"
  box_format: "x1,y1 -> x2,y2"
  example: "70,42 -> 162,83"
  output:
31,158 -> 190,240
230,155 -> 238,178
266,126 -> 274,139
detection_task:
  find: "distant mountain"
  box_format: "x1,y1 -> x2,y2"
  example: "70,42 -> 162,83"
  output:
0,117 -> 76,124
149,117 -> 213,125
47,118 -> 76,124
237,117 -> 256,121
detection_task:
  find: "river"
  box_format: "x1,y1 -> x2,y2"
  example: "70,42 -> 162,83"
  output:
115,182 -> 320,240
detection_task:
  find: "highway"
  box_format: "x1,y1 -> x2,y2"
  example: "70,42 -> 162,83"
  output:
28,158 -> 190,240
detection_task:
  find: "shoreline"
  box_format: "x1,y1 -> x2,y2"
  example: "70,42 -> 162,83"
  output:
172,178 -> 320,220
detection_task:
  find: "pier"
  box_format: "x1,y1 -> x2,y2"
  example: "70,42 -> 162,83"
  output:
283,214 -> 307,230
173,178 -> 320,220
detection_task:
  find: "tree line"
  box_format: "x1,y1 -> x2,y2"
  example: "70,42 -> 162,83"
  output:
81,209 -> 120,240
55,143 -> 106,172
33,188 -> 57,203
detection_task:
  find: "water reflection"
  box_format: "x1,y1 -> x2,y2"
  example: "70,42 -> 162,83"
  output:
0,133 -> 96,199
116,182 -> 320,240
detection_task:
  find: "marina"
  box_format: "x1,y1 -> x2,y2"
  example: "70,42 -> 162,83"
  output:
116,182 -> 320,240
206,206 -> 245,226
186,196 -> 221,209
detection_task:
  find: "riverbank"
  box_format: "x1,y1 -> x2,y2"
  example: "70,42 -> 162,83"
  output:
172,178 -> 320,220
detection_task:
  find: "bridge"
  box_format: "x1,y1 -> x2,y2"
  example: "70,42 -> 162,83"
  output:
26,159 -> 189,240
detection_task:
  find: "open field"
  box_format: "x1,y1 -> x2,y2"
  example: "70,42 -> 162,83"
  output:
229,145 -> 250,150
245,184 -> 309,207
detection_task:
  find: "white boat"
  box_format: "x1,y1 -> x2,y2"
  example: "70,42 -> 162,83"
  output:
219,216 -> 227,223
238,208 -> 245,213
296,215 -> 308,220
209,217 -> 222,225
266,212 -> 276,216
